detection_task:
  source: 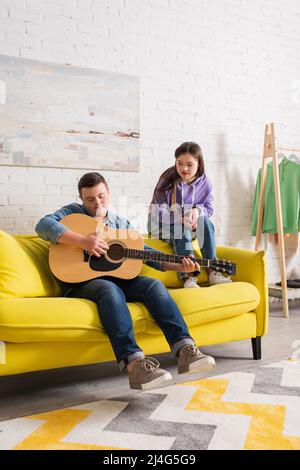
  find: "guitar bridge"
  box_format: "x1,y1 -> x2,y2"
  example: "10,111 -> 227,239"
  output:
83,250 -> 90,262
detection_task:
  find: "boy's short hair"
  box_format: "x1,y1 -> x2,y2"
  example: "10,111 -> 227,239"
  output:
78,172 -> 108,196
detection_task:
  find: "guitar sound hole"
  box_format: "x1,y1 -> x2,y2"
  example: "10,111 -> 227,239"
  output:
107,243 -> 125,262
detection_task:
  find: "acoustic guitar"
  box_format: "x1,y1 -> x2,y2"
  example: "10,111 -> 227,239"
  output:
49,214 -> 236,283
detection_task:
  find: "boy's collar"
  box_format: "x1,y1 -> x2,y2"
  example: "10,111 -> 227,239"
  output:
82,204 -> 111,221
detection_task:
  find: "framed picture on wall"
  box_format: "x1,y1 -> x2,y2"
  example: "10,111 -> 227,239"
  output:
0,54 -> 140,172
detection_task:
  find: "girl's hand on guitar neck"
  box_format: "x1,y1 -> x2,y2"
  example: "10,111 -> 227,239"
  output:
79,233 -> 108,258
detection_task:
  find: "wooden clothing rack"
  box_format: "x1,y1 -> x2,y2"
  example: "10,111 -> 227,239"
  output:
255,123 -> 300,319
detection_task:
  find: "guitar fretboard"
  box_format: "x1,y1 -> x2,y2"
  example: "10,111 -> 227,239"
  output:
124,248 -> 209,267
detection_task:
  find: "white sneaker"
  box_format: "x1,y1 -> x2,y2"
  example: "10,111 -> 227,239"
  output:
183,277 -> 200,288
209,271 -> 232,285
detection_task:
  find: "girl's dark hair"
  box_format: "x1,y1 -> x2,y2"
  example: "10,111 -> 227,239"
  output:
151,142 -> 205,204
78,172 -> 108,196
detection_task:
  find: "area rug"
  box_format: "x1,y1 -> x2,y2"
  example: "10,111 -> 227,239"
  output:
1,359 -> 300,450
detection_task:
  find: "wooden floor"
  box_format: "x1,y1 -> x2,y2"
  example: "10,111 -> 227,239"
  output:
0,301 -> 299,422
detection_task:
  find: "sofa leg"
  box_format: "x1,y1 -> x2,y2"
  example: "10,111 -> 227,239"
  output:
251,337 -> 261,360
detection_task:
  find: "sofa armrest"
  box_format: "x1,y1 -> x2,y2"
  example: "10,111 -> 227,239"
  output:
216,246 -> 268,337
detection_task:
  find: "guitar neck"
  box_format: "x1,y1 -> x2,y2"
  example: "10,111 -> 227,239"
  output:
124,248 -> 210,267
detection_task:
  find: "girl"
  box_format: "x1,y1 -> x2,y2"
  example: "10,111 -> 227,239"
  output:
148,141 -> 232,288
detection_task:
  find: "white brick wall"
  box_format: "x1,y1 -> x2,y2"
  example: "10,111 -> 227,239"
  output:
0,0 -> 300,283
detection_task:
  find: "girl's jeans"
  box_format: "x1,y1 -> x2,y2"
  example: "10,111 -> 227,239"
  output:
148,214 -> 216,280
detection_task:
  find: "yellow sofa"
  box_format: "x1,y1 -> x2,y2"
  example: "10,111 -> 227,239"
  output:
0,229 -> 268,376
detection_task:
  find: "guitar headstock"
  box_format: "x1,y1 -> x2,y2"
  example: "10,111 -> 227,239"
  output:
209,258 -> 236,276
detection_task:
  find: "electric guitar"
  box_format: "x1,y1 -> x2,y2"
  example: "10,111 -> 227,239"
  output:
49,214 -> 236,283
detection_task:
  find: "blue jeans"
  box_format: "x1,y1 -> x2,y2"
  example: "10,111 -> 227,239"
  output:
148,214 -> 216,280
63,276 -> 194,372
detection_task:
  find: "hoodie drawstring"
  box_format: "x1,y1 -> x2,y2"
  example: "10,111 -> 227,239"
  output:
179,181 -> 197,212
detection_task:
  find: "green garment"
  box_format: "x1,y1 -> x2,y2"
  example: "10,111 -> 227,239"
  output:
251,157 -> 300,235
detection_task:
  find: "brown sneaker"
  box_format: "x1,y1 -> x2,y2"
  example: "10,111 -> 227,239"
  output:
178,344 -> 216,374
128,357 -> 173,390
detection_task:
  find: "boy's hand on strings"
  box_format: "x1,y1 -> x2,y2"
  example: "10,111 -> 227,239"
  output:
79,233 -> 108,257
179,256 -> 200,273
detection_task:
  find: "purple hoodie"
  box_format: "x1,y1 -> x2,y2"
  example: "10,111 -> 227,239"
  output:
150,174 -> 213,223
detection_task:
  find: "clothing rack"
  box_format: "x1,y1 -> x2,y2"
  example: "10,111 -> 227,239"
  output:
277,146 -> 300,152
255,123 -> 300,319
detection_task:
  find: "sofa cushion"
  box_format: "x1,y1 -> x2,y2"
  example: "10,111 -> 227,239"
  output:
0,231 -> 62,298
0,282 -> 259,343
0,297 -> 146,342
142,282 -> 260,334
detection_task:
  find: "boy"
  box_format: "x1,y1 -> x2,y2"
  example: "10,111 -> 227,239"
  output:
35,172 -> 215,390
